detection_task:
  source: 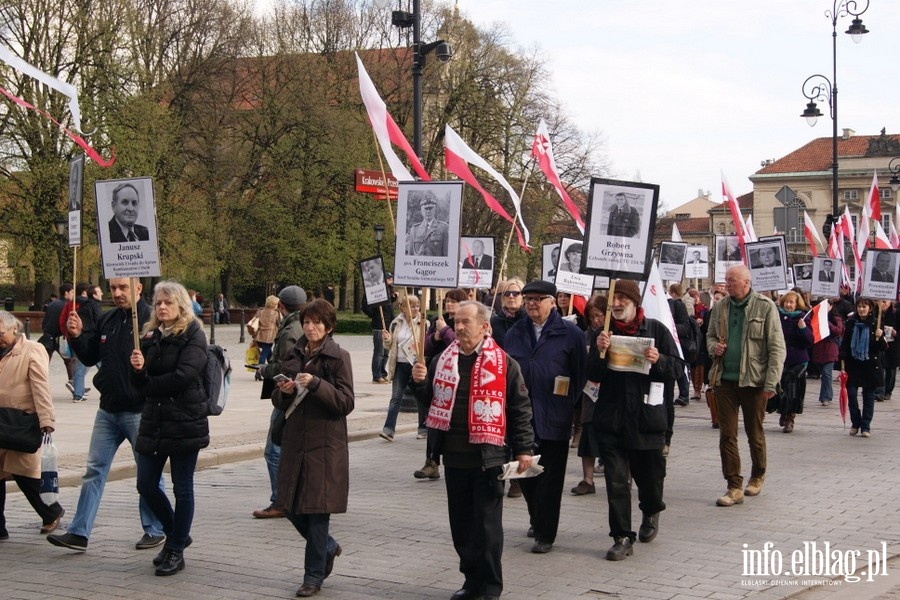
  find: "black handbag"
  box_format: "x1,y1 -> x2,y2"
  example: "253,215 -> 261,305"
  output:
0,407 -> 42,453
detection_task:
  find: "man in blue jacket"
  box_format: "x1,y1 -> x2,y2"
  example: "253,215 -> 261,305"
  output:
504,280 -> 586,554
47,278 -> 166,552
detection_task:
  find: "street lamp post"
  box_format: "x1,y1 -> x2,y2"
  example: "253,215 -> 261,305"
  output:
388,0 -> 452,161
798,0 -> 870,241
374,223 -> 385,256
54,217 -> 67,286
888,157 -> 900,193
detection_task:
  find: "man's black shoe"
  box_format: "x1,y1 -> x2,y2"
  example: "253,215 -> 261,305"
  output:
450,589 -> 481,600
605,536 -> 634,561
531,541 -> 553,553
674,397 -> 689,407
296,583 -> 321,597
154,549 -> 185,576
153,536 -> 192,566
325,544 -> 342,577
638,512 -> 659,543
47,532 -> 88,551
135,533 -> 166,549
526,526 -> 534,538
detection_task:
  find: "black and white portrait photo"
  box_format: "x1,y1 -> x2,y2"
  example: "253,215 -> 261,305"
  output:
862,249 -> 900,300
360,256 -> 389,305
793,263 -> 813,293
94,176 -> 161,279
543,243 -> 561,282
67,155 -> 84,247
393,180 -> 463,288
555,237 -> 594,297
684,245 -> 709,279
559,241 -> 583,273
658,241 -> 687,282
582,178 -> 659,280
746,240 -> 787,292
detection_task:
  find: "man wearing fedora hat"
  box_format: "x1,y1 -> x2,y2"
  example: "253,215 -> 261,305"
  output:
406,192 -> 449,257
503,280 -> 586,554
591,279 -> 682,560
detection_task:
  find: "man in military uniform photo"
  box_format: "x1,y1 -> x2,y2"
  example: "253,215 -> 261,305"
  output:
406,192 -> 449,257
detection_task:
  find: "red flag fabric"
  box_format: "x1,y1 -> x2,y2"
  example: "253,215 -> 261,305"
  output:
811,300 -> 830,344
531,119 -> 584,234
572,294 -> 587,317
866,170 -> 881,223
0,85 -> 115,167
839,371 -> 849,426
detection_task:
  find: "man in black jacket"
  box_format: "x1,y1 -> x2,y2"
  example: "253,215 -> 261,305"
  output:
47,278 -> 166,552
413,301 -> 533,600
591,279 -> 683,561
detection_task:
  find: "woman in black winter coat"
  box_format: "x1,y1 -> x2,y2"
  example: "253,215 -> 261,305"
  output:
839,298 -> 887,437
130,281 -> 209,577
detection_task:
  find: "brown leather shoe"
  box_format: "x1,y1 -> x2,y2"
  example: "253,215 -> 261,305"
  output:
41,509 -> 65,534
744,476 -> 765,496
716,488 -> 744,507
295,582 -> 321,597
252,504 -> 286,519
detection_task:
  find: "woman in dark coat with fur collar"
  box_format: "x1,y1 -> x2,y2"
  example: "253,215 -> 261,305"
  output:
130,281 -> 209,577
272,299 -> 355,597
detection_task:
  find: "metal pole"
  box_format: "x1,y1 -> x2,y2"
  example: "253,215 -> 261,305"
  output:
239,309 -> 245,343
831,19 -> 839,220
412,0 -> 423,161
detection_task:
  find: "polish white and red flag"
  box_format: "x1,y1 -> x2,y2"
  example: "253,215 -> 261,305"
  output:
890,220 -> 900,249
531,119 -> 584,234
803,211 -> 824,257
839,206 -> 863,287
642,264 -> 683,360
810,299 -> 831,344
721,173 -> 746,259
744,215 -> 758,243
444,124 -> 529,250
874,222 -> 892,250
866,170 -> 881,223
355,53 -> 430,182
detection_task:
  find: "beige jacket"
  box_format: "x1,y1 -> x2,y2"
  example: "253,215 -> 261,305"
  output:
254,307 -> 281,344
0,335 -> 55,479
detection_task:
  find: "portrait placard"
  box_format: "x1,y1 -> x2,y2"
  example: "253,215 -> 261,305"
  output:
861,249 -> 900,301
360,256 -> 389,305
458,236 -> 495,289
810,257 -> 842,298
68,155 -> 84,247
543,243 -> 561,283
714,235 -> 743,283
684,245 -> 709,279
582,178 -> 659,280
758,235 -> 791,281
793,263 -> 813,293
658,241 -> 687,281
393,181 -> 463,288
95,177 -> 161,279
746,239 -> 787,292
555,237 -> 594,297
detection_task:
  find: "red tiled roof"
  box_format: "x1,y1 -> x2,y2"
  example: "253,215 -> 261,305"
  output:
756,134 -> 900,174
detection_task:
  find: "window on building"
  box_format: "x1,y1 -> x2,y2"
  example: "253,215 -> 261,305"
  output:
717,222 -> 726,234
773,195 -> 806,244
881,188 -> 893,200
843,190 -> 859,201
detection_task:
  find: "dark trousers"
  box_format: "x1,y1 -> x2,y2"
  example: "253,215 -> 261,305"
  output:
716,381 -> 767,489
371,329 -> 387,380
445,465 -> 505,597
0,474 -> 64,532
597,444 -> 666,540
136,450 -> 199,552
285,512 -> 338,587
847,386 -> 876,433
519,439 -> 569,544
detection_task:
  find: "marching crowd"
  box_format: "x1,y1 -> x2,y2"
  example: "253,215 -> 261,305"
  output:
1,265 -> 892,599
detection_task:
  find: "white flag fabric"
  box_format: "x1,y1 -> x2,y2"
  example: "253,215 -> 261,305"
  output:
641,264 -> 683,360
803,211 -> 823,257
671,223 -> 682,242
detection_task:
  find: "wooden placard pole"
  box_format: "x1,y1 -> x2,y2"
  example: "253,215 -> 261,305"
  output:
129,277 -> 140,349
71,246 -> 78,312
418,287 -> 430,363
599,279 -> 616,358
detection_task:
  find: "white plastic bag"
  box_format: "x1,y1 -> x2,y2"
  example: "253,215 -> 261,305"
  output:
40,434 -> 59,505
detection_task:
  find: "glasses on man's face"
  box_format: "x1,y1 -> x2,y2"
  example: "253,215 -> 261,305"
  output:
503,291 -> 521,298
523,295 -> 551,304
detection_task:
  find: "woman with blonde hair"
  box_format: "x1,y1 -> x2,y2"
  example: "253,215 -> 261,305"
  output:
129,281 -> 208,576
0,311 -> 65,539
774,291 -> 813,433
380,294 -> 421,442
254,295 -> 282,364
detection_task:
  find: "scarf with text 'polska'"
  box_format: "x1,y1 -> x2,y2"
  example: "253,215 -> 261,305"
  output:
425,335 -> 507,446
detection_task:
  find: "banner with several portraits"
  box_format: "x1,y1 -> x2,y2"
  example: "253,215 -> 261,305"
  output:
582,178 -> 659,280
458,236 -> 494,289
95,177 -> 161,279
393,181 -> 463,288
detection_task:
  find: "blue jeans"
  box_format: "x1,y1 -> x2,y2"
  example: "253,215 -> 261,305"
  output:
136,450 -> 199,552
818,362 -> 834,402
285,512 -> 338,587
371,329 -> 387,380
265,408 -> 284,504
68,409 -> 164,539
258,342 -> 273,365
382,362 -> 412,434
846,386 -> 875,432
72,357 -> 88,398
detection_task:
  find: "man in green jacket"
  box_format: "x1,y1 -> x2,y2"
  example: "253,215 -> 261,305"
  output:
707,265 -> 786,507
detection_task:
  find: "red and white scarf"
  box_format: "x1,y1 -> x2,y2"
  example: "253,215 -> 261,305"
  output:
425,335 -> 507,446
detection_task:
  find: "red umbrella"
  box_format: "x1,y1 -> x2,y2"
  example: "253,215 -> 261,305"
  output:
838,370 -> 849,426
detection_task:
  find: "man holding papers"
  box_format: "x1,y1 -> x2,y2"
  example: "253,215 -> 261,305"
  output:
413,301 -> 533,600
590,279 -> 683,561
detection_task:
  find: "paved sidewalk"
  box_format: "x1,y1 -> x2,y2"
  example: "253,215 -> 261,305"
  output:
2,326 -> 899,598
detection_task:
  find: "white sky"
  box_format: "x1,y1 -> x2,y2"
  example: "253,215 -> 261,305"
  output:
457,0 -> 900,209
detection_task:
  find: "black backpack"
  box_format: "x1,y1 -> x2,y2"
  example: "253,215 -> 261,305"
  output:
204,344 -> 232,416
